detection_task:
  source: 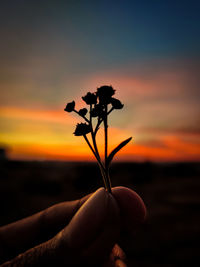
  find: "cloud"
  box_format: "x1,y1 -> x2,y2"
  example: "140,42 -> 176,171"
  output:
114,135 -> 200,162
82,58 -> 200,132
0,106 -> 75,124
137,126 -> 200,138
1,57 -> 200,161
83,57 -> 200,101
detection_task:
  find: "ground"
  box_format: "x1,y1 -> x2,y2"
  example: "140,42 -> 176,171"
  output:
0,160 -> 199,266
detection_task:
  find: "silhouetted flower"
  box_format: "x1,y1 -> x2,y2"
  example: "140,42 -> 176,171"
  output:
82,92 -> 97,105
111,98 -> 124,109
74,123 -> 91,136
78,108 -> 88,116
96,85 -> 115,104
90,104 -> 104,117
64,85 -> 132,194
64,101 -> 75,112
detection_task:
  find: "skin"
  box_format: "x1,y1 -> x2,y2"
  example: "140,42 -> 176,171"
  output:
0,186 -> 146,267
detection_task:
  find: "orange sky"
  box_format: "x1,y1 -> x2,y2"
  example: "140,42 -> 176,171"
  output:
1,63 -> 200,162
1,103 -> 200,162
1,62 -> 200,162
0,1 -> 200,162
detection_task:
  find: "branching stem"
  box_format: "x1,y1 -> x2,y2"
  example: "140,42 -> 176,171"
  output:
89,104 -> 108,190
74,110 -> 90,123
104,105 -> 112,193
83,135 -> 108,190
94,107 -> 114,135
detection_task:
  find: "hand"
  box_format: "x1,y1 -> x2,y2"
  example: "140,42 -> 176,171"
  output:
0,187 -> 146,266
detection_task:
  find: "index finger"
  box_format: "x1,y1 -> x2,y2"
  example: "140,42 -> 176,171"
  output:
112,186 -> 147,231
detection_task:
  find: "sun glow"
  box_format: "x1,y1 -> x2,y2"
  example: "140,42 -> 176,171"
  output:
1,105 -> 200,162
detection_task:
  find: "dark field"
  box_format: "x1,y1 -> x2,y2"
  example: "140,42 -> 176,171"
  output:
0,160 -> 200,266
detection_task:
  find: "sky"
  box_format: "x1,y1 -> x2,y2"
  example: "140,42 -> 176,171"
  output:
0,0 -> 200,162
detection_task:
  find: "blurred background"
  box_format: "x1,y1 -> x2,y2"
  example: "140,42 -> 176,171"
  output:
0,0 -> 200,265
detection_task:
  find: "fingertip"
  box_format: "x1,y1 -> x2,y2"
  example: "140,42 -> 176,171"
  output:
63,187 -> 109,249
82,190 -> 120,265
112,186 -> 147,226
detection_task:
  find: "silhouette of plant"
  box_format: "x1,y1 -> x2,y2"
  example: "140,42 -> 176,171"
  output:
64,85 -> 132,193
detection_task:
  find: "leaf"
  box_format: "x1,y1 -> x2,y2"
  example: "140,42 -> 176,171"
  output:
107,137 -> 132,166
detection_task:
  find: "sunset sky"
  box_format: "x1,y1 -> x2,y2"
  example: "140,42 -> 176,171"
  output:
0,0 -> 200,162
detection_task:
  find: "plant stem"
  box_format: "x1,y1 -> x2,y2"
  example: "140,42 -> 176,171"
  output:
107,107 -> 114,116
91,133 -> 101,163
104,107 -> 108,165
94,107 -> 114,135
94,118 -> 102,135
91,132 -> 108,189
89,105 -> 108,190
74,110 -> 90,123
83,135 -> 96,158
89,105 -> 101,161
83,135 -> 108,190
104,105 -> 112,193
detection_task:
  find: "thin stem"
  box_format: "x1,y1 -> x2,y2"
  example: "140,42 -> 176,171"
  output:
107,107 -> 114,116
83,135 -> 108,190
104,105 -> 112,193
91,131 -> 107,188
91,131 -> 101,161
104,106 -> 108,165
89,104 -> 92,122
74,110 -> 90,123
97,164 -> 108,190
94,118 -> 102,135
94,107 -> 114,135
83,135 -> 106,176
89,105 -> 108,189
89,105 -> 101,161
83,135 -> 97,159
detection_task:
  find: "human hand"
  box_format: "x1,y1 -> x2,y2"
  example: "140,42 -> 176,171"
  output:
0,187 -> 146,266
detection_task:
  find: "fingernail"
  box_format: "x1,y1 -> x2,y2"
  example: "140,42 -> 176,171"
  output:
64,187 -> 109,249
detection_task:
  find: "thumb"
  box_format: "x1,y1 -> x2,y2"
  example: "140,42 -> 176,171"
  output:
2,188 -> 119,267
58,187 -> 120,266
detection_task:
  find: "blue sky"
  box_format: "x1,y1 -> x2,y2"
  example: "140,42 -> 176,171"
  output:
0,0 -> 200,161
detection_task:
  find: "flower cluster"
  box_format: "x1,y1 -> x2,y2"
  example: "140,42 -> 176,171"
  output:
64,85 -> 124,136
64,85 -> 131,193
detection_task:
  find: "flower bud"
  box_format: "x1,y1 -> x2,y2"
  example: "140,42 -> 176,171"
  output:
73,123 -> 91,136
96,85 -> 115,104
78,108 -> 88,116
64,101 -> 75,112
111,98 -> 124,109
82,92 -> 97,105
